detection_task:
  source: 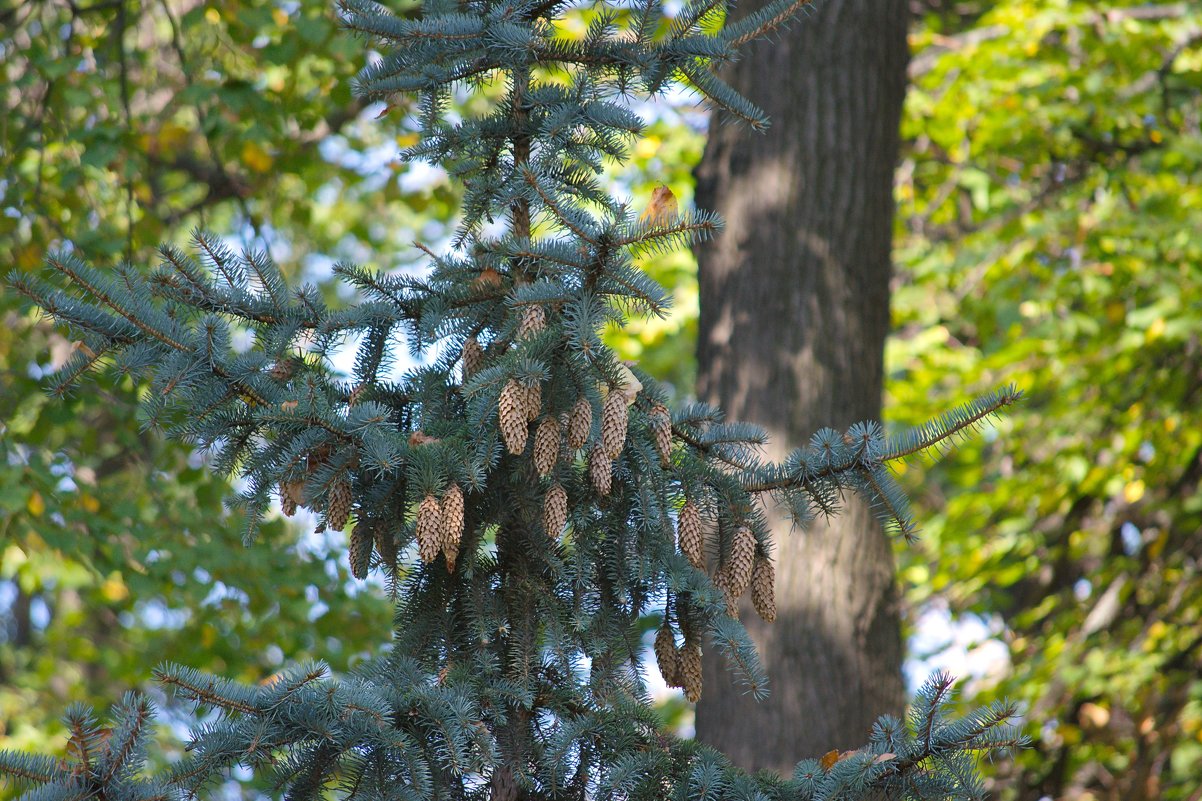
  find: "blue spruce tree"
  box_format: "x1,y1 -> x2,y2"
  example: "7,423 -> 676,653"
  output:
3,0 -> 1025,799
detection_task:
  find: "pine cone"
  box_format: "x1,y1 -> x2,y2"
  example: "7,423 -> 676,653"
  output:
654,621 -> 681,688
601,387 -> 628,460
499,379 -> 528,454
517,305 -> 546,340
679,638 -> 703,703
348,526 -> 373,579
678,500 -> 704,570
462,337 -> 485,380
589,442 -> 612,496
521,379 -> 542,422
268,358 -> 295,382
752,554 -> 776,623
650,403 -> 672,467
417,494 -> 443,564
713,566 -> 741,619
373,524 -> 398,569
533,417 -> 561,478
567,396 -> 592,450
726,526 -> 756,597
327,478 -> 353,531
279,481 -> 298,516
441,484 -> 465,571
544,482 -> 568,539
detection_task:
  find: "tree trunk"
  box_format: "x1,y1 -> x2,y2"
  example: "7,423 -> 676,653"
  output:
692,0 -> 910,773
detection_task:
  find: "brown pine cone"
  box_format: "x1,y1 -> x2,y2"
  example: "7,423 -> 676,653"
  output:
679,638 -> 703,703
499,379 -> 528,454
533,417 -> 561,478
279,481 -> 298,516
678,500 -> 704,570
589,443 -> 612,496
713,566 -> 741,619
327,478 -> 353,531
373,524 -> 398,569
726,525 -> 756,597
348,526 -> 373,579
752,554 -> 777,623
521,379 -> 542,422
543,482 -> 568,539
417,494 -> 443,564
654,620 -> 681,688
441,484 -> 465,571
268,358 -> 295,382
650,403 -> 672,467
517,305 -> 546,340
567,396 -> 592,450
601,387 -> 628,460
462,337 -> 485,380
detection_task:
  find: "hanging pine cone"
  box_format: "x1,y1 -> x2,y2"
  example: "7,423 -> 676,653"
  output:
348,526 -> 373,580
726,525 -> 756,597
521,379 -> 542,422
373,524 -> 398,569
327,478 -> 353,531
268,358 -> 295,382
567,396 -> 592,450
752,554 -> 776,623
499,379 -> 528,454
601,387 -> 628,460
650,403 -> 672,467
533,417 -> 561,478
441,484 -> 465,571
417,494 -> 443,564
517,304 -> 546,340
654,620 -> 681,688
279,481 -> 298,516
589,443 -> 612,496
543,482 -> 568,539
678,500 -> 704,570
461,337 -> 485,380
679,638 -> 703,703
713,566 -> 741,619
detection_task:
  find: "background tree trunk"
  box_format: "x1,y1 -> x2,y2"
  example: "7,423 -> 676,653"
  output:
693,0 -> 910,773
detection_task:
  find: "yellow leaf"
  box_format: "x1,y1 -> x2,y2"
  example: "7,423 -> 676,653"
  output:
1147,317 -> 1165,341
272,7 -> 289,26
614,361 -> 642,406
100,573 -> 129,603
27,491 -> 45,518
639,185 -> 677,226
80,493 -> 101,514
241,141 -> 274,173
204,6 -> 221,24
634,136 -> 661,159
1123,479 -> 1145,504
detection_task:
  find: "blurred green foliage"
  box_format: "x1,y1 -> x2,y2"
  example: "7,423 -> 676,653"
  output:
890,2 -> 1202,798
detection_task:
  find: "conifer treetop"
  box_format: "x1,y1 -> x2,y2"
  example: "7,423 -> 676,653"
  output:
3,0 -> 1024,799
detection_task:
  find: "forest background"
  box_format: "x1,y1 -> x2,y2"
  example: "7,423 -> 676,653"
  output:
2,0 -> 1201,799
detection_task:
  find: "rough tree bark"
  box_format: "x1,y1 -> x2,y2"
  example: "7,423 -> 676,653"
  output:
693,0 -> 911,773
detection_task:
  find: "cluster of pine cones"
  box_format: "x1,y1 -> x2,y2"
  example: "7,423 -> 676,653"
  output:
657,498 -> 777,701
274,300 -> 778,706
